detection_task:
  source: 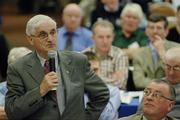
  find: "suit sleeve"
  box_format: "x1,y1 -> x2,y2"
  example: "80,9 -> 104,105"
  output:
83,56 -> 110,120
133,53 -> 152,90
5,64 -> 44,120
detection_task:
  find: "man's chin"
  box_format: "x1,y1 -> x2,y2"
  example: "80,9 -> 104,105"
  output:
48,47 -> 56,51
168,78 -> 178,85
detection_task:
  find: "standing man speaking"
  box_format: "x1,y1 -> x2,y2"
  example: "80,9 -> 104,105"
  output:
5,15 -> 109,120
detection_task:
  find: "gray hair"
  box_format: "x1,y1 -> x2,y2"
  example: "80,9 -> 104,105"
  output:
26,14 -> 56,36
91,19 -> 114,34
151,78 -> 176,101
8,47 -> 32,64
165,47 -> 180,61
121,3 -> 144,21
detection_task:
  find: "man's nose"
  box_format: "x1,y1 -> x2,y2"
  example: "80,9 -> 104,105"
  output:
168,67 -> 174,75
152,28 -> 158,33
47,34 -> 54,41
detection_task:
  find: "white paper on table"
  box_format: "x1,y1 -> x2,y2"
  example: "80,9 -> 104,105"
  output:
128,91 -> 144,103
119,90 -> 143,104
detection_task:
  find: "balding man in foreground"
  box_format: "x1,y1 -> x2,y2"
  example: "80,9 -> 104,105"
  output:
119,79 -> 177,120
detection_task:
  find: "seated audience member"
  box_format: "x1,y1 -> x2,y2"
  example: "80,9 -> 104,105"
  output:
57,3 -> 93,52
7,47 -> 32,65
165,47 -> 180,119
90,0 -> 124,29
83,51 -> 121,120
113,3 -> 148,60
133,14 -> 180,90
83,19 -> 128,89
119,79 -> 177,120
166,5 -> 180,43
0,47 -> 31,120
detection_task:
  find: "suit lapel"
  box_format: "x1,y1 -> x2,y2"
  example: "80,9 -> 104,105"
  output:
57,52 -> 74,112
25,52 -> 44,84
144,47 -> 155,75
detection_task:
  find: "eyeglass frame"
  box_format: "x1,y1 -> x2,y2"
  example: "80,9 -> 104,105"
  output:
31,28 -> 57,40
143,88 -> 174,101
164,64 -> 180,72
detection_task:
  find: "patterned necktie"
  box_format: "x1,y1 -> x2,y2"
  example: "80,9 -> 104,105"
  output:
44,60 -> 49,74
65,32 -> 73,51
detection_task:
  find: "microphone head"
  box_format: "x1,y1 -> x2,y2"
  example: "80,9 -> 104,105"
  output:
48,50 -> 56,59
48,50 -> 56,72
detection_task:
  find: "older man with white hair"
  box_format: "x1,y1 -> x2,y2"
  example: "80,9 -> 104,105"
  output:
113,3 -> 148,60
165,47 -> 180,119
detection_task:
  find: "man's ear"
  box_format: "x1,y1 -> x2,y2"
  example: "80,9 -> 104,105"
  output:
164,28 -> 169,38
27,36 -> 34,45
168,101 -> 175,112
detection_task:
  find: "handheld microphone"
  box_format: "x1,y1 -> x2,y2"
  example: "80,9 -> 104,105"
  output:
48,50 -> 56,72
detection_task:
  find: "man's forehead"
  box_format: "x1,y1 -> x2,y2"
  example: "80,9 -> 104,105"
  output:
36,23 -> 56,32
166,57 -> 180,65
148,21 -> 165,26
147,82 -> 168,91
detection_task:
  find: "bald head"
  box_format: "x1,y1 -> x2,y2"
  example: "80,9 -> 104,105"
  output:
62,3 -> 83,31
63,3 -> 83,17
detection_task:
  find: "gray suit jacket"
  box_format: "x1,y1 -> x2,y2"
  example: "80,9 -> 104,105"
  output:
168,84 -> 180,119
5,51 -> 109,120
119,113 -> 177,120
133,40 -> 180,89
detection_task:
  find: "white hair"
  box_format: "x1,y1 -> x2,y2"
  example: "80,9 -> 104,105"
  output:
165,47 -> 180,60
121,3 -> 144,21
26,14 -> 56,36
8,47 -> 32,64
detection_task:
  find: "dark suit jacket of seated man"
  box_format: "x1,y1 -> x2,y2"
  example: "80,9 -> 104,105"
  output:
5,14 -> 109,120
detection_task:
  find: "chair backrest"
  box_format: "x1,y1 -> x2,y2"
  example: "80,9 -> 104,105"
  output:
149,3 -> 176,17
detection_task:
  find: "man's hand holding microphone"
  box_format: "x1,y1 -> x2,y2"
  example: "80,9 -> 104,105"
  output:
40,50 -> 59,97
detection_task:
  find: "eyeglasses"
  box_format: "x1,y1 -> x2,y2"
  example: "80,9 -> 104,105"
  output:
165,64 -> 180,72
143,89 -> 174,101
32,29 -> 57,40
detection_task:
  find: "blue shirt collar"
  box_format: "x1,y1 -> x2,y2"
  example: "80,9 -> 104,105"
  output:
61,26 -> 82,36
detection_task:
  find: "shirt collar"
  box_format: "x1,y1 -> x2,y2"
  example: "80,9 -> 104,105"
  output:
61,26 -> 82,36
90,46 -> 113,59
36,52 -> 46,67
149,42 -> 156,51
118,27 -> 138,38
